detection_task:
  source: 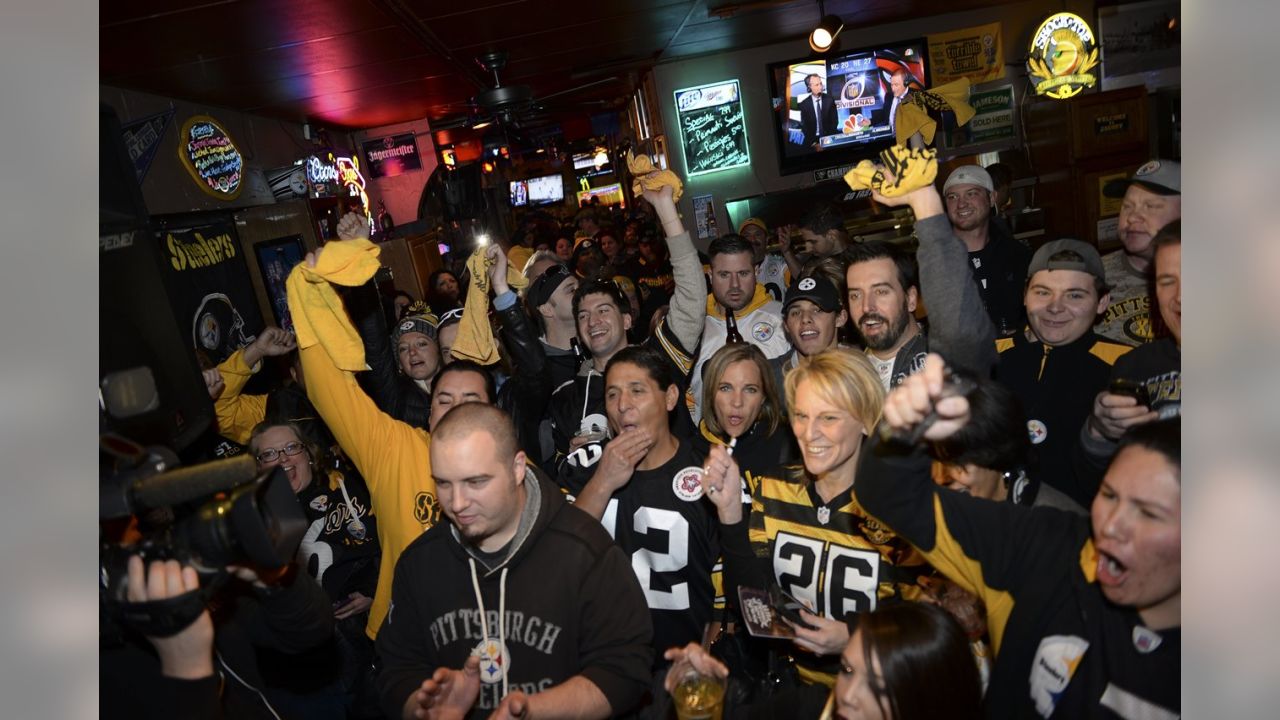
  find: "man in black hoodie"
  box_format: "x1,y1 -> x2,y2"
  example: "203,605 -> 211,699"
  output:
376,404 -> 653,720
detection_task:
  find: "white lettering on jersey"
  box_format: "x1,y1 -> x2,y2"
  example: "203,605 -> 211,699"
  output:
631,507 -> 690,610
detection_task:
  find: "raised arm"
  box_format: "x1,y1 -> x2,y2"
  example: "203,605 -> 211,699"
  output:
644,185 -> 705,352
858,354 -> 1087,652
871,169 -> 997,377
210,327 -> 296,444
286,243 -> 431,494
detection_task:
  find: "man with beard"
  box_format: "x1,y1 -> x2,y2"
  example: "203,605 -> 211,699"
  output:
1097,160 -> 1181,345
942,165 -> 1030,337
844,180 -> 996,391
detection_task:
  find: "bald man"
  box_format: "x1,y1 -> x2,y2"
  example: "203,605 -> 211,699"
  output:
376,404 -> 653,720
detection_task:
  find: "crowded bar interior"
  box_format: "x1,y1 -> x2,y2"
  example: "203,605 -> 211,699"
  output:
100,1 -> 1182,718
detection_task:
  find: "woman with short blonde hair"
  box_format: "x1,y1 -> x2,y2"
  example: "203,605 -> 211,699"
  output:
703,348 -> 930,687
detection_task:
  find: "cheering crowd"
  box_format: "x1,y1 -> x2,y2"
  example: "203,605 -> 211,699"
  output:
103,152 -> 1181,720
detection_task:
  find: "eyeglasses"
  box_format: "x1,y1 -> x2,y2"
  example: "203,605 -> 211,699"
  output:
255,441 -> 306,464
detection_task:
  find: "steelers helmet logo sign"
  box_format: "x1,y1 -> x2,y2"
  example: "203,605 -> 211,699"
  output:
471,638 -> 510,685
798,277 -> 816,291
672,466 -> 705,502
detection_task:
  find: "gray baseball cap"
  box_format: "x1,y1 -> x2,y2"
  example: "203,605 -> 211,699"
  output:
1027,239 -> 1105,282
1103,159 -> 1180,197
942,165 -> 994,194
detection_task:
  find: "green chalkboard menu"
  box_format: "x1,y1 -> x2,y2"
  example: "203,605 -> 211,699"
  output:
673,80 -> 751,177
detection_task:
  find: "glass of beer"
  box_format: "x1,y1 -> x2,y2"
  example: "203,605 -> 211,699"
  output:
671,667 -> 726,720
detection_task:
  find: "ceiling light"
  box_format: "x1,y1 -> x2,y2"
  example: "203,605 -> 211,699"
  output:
808,0 -> 843,54
472,120 -> 492,130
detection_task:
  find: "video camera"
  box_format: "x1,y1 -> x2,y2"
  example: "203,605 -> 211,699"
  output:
99,363 -> 307,632
99,432 -> 307,638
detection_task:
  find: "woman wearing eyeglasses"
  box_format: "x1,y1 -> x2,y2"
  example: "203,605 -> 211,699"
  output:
248,420 -> 382,717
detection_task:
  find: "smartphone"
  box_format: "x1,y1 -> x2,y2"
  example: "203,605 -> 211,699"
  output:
1109,378 -> 1151,407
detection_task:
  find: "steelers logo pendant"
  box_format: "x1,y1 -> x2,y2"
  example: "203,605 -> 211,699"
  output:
817,507 -> 831,525
1027,419 -> 1048,445
672,466 -> 705,502
347,518 -> 367,541
472,638 -> 511,685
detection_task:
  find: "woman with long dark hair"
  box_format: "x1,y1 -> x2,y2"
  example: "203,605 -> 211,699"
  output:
663,601 -> 981,719
692,342 -> 795,491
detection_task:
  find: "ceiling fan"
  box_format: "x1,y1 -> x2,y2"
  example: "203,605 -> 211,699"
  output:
433,50 -> 620,133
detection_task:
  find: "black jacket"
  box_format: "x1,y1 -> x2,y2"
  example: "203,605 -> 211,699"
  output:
493,295 -> 556,467
100,569 -> 334,720
375,471 -> 654,719
995,330 -> 1130,507
857,433 -> 1179,719
350,282 -> 432,431
968,220 -> 1031,337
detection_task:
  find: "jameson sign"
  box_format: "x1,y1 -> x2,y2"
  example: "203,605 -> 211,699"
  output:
362,133 -> 422,178
965,86 -> 1015,143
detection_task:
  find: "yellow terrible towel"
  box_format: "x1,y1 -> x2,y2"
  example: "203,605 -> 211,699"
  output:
843,145 -> 938,198
450,247 -> 529,366
896,78 -> 975,146
285,238 -> 381,371
627,150 -> 683,204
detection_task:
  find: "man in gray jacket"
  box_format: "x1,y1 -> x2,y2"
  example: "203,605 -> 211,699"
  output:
845,178 -> 997,390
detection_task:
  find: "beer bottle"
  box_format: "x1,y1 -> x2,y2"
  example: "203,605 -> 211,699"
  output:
725,308 -> 744,345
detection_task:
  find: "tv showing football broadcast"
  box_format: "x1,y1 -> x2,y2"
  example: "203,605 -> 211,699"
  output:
767,38 -> 928,175
525,174 -> 565,205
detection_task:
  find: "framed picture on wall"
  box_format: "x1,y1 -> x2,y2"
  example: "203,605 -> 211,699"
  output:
253,235 -> 306,332
1098,0 -> 1180,90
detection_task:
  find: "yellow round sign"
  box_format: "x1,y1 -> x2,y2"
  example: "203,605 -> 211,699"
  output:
1027,13 -> 1099,100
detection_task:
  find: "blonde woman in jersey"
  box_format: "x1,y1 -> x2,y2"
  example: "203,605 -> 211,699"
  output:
701,348 -> 929,687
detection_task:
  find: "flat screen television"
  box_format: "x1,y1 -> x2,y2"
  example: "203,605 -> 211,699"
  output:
766,38 -> 928,175
576,183 -> 624,207
509,174 -> 564,207
526,174 -> 564,205
572,151 -> 612,178
508,179 -> 529,207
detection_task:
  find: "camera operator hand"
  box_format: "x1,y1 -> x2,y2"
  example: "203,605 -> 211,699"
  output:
127,555 -> 214,680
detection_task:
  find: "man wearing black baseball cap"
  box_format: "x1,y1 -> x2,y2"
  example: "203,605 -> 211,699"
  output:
1099,159 -> 1181,345
771,272 -> 849,386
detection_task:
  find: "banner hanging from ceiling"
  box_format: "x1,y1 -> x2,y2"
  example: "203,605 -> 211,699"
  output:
121,109 -> 175,184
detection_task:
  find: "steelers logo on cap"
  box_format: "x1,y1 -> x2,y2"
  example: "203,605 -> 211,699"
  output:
798,278 -> 817,291
1136,160 -> 1161,176
399,320 -> 415,332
